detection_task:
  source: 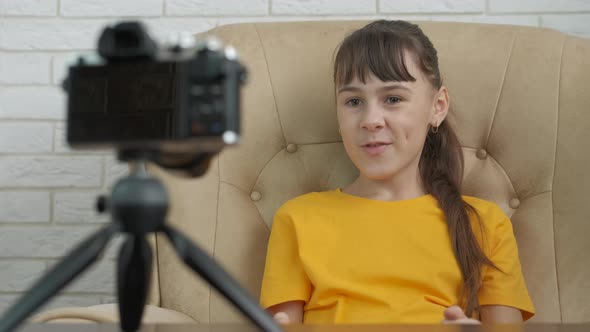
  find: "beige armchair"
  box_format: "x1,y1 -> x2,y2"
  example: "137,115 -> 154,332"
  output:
34,20 -> 590,324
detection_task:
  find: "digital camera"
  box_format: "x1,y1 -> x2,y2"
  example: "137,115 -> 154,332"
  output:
64,21 -> 247,159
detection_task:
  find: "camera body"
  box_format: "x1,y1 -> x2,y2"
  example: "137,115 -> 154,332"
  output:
64,22 -> 246,158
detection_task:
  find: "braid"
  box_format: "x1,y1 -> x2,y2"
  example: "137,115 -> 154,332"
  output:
420,120 -> 497,317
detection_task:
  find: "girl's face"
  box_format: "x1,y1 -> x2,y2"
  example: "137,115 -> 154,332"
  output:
336,53 -> 448,182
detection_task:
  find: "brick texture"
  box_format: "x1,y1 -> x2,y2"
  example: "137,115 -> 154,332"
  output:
380,0 -> 484,14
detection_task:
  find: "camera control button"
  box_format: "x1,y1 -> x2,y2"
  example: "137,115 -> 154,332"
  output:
223,131 -> 239,144
166,32 -> 195,52
224,46 -> 238,60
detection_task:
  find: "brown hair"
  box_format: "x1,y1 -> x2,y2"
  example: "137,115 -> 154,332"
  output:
333,20 -> 499,317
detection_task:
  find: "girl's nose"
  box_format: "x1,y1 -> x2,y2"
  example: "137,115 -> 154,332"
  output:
361,105 -> 385,131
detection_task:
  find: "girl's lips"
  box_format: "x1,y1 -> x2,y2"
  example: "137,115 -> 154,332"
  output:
362,143 -> 391,156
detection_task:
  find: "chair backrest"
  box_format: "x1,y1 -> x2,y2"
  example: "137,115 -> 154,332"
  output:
146,21 -> 590,324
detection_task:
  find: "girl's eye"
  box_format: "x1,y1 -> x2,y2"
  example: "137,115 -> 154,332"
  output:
345,98 -> 361,107
386,96 -> 401,104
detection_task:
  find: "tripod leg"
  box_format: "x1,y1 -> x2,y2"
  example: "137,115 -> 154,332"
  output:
117,236 -> 152,332
161,224 -> 283,332
0,223 -> 120,332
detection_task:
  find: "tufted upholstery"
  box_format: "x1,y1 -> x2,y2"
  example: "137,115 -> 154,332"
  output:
36,21 -> 590,325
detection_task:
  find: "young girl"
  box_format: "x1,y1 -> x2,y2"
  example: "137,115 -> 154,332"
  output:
259,20 -> 535,325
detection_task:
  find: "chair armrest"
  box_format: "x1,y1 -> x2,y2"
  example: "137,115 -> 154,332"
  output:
32,304 -> 197,324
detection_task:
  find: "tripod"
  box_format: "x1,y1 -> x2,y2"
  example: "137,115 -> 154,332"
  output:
0,152 -> 283,332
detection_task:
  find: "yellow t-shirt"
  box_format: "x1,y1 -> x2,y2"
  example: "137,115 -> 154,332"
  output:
259,189 -> 535,323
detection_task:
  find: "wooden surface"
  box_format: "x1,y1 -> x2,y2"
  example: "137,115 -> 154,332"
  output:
19,324 -> 590,332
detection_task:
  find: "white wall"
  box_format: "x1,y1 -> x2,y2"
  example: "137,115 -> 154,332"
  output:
0,0 -> 589,314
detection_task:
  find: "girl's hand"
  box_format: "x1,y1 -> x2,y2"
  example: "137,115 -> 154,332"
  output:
273,312 -> 291,325
442,305 -> 481,325
266,300 -> 303,324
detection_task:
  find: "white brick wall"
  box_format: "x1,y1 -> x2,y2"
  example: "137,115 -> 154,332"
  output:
0,87 -> 65,120
0,156 -> 102,187
166,0 -> 269,16
0,226 -> 102,258
0,0 -> 57,16
0,192 -> 50,222
54,191 -> 109,223
0,54 -> 51,85
489,0 -> 590,13
380,0 -> 484,14
273,0 -> 376,15
0,262 -> 47,292
60,0 -> 163,17
0,19 -> 110,50
0,0 -> 588,318
0,123 -> 53,153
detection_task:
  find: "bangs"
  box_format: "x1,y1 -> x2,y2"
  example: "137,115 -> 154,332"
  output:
333,28 -> 417,87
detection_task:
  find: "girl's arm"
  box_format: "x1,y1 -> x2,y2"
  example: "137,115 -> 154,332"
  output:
480,305 -> 523,323
443,304 -> 524,324
266,300 -> 304,324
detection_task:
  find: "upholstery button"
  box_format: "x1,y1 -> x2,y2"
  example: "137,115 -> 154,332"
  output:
286,143 -> 298,153
509,198 -> 521,209
476,149 -> 488,160
250,191 -> 262,202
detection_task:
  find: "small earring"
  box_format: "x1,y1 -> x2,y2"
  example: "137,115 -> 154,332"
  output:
431,122 -> 439,134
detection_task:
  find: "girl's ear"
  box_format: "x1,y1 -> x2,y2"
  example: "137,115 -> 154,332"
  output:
431,86 -> 449,126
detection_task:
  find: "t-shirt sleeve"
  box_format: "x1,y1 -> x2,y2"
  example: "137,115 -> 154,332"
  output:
259,206 -> 312,309
478,205 -> 536,321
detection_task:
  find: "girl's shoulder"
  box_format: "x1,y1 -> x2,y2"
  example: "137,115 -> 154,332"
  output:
461,195 -> 512,229
278,189 -> 339,213
462,195 -> 499,210
462,195 -> 506,212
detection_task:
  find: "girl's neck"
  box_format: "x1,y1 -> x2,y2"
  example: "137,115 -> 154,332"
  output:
343,171 -> 427,202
